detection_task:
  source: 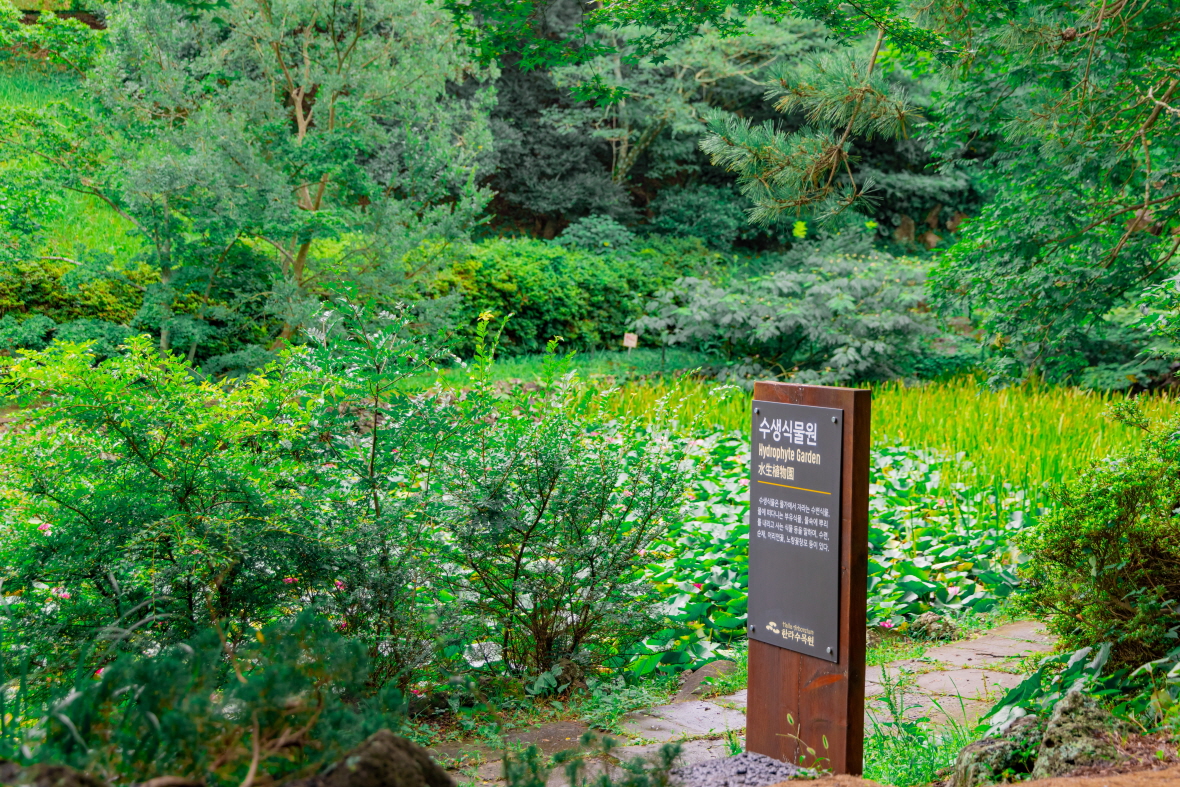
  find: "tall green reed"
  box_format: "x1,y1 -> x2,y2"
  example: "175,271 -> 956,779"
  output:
603,376 -> 1176,493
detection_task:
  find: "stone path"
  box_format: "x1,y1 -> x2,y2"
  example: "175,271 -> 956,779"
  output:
438,620 -> 1056,786
865,620 -> 1054,729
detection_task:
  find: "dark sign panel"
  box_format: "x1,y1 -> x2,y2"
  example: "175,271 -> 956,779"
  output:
748,400 -> 844,662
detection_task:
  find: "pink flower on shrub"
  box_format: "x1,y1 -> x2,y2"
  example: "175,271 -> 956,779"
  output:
879,620 -> 894,629
335,580 -> 346,590
37,523 -> 51,532
94,668 -> 104,679
283,577 -> 297,584
50,588 -> 70,599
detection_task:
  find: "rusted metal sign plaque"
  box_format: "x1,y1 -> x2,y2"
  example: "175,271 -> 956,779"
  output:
748,399 -> 844,662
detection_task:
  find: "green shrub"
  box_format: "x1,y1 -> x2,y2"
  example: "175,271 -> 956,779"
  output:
634,245 -> 946,384
0,336 -> 333,658
0,305 -> 697,702
436,326 -> 691,675
647,184 -> 806,251
0,313 -> 135,359
0,253 -> 152,356
649,185 -> 747,250
0,608 -> 405,784
1018,400 -> 1180,666
0,5 -> 102,76
556,214 -> 636,254
0,311 -> 467,691
431,237 -> 714,355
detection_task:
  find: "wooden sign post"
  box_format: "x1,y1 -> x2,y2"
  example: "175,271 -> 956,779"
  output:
745,382 -> 870,775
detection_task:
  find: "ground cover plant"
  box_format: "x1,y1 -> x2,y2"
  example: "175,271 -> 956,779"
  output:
631,433 -> 1033,674
861,669 -> 975,787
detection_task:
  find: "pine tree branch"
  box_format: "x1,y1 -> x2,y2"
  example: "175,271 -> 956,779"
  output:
826,27 -> 885,195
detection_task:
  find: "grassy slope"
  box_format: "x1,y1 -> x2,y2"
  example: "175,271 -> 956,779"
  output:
0,68 -> 144,262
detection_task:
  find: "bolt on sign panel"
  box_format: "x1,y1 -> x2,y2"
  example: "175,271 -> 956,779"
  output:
748,400 -> 844,663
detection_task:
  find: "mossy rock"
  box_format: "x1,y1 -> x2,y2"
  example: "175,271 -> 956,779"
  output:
950,714 -> 1044,787
1030,690 -> 1130,779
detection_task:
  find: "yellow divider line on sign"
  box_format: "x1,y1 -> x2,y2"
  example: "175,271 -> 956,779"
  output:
756,480 -> 831,495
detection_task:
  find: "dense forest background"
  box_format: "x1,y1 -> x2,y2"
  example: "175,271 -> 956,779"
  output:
1,0 -> 1178,388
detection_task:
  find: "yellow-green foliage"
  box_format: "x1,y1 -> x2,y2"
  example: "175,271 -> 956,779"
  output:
0,64 -> 77,106
870,378 -> 1176,490
8,0 -> 72,10
0,256 -> 151,324
605,375 -> 1176,491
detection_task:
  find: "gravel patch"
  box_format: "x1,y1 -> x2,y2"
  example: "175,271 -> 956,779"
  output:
671,752 -> 809,787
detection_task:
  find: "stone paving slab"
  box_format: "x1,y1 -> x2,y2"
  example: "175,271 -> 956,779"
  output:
865,661 -> 923,695
432,740 -> 497,765
673,660 -> 739,703
866,692 -> 994,729
458,758 -> 505,785
714,689 -> 747,709
503,721 -> 590,754
923,637 -> 1048,668
914,667 -> 1024,699
925,698 -> 994,729
613,738 -> 734,767
620,710 -> 694,742
989,620 -> 1054,645
621,700 -> 746,741
868,622 -> 1053,693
